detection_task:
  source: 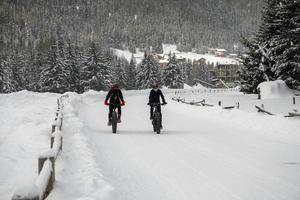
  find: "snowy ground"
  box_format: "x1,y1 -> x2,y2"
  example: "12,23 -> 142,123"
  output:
0,91 -> 59,199
1,89 -> 300,200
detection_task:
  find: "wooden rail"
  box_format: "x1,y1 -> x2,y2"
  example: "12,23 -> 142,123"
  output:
12,96 -> 65,200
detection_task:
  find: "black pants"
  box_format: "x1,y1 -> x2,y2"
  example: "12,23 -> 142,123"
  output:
109,105 -> 121,119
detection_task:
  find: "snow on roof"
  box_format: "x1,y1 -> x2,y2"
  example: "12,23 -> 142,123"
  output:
216,48 -> 227,52
159,60 -> 169,64
111,48 -> 133,62
162,44 -> 180,55
176,52 -> 239,66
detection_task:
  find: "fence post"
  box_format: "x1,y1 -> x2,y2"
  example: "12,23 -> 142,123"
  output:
50,136 -> 54,148
51,125 -> 55,134
60,137 -> 63,151
38,156 -> 55,199
293,96 -> 296,104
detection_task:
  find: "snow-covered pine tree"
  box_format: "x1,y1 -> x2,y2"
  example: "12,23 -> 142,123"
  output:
98,49 -> 114,90
136,53 -> 161,89
181,59 -> 193,86
10,53 -> 25,92
81,42 -> 113,91
124,55 -> 137,90
162,54 -> 184,89
39,44 -> 69,93
0,55 -> 5,92
112,57 -> 127,89
74,43 -> 85,93
23,51 -> 41,91
271,0 -> 300,89
240,0 -> 300,92
2,56 -> 13,93
239,37 -> 265,93
80,42 -> 100,91
66,41 -> 80,92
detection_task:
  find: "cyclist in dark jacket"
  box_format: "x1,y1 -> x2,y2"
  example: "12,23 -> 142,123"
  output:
148,84 -> 167,120
104,84 -> 125,125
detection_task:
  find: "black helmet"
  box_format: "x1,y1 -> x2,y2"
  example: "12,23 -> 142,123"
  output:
152,83 -> 159,89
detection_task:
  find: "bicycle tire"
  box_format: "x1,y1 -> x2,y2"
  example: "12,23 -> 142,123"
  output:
153,112 -> 161,134
112,111 -> 118,133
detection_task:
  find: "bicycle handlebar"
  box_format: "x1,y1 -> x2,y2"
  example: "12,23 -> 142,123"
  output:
148,102 -> 167,106
106,103 -> 122,106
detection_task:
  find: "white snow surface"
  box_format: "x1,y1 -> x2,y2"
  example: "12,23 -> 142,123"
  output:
1,89 -> 300,200
258,80 -> 294,99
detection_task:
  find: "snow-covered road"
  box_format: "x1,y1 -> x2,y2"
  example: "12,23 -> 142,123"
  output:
49,91 -> 300,200
1,90 -> 299,200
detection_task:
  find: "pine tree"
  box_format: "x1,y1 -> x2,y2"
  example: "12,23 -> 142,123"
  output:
23,52 -> 40,91
39,44 -> 69,93
239,37 -> 265,93
80,42 -> 100,91
10,53 -> 25,92
81,42 -> 113,91
98,50 -> 113,89
66,41 -> 80,92
112,58 -> 127,89
162,54 -> 184,88
182,59 -> 193,85
2,56 -> 16,93
240,0 -> 300,92
271,0 -> 300,89
136,53 -> 161,89
0,55 -> 5,92
124,55 -> 137,90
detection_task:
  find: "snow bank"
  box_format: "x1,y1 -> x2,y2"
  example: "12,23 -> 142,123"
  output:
46,94 -> 113,200
257,80 -> 294,99
0,91 -> 58,200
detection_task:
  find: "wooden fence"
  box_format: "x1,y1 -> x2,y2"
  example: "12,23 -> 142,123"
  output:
12,96 -> 65,200
172,94 -> 300,117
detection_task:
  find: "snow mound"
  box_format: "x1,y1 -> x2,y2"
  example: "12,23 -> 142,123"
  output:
257,80 -> 293,99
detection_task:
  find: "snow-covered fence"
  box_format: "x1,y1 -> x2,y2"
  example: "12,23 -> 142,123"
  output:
174,87 -> 240,95
12,97 -> 65,200
172,96 -> 238,109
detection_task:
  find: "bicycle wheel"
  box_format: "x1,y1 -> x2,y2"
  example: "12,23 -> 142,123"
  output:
153,112 -> 161,134
112,111 -> 118,133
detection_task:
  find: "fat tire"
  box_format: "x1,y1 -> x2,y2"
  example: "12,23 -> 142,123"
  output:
112,112 -> 118,133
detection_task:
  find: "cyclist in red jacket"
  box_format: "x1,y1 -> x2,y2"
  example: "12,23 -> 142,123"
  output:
104,84 -> 125,126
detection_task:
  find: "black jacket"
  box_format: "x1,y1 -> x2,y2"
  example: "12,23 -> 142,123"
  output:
106,89 -> 124,104
149,89 -> 166,104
